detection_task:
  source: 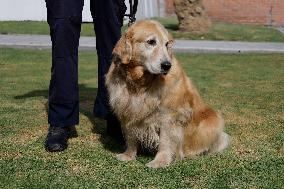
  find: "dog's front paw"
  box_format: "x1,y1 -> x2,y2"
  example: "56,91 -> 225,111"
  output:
145,160 -> 170,169
116,153 -> 136,162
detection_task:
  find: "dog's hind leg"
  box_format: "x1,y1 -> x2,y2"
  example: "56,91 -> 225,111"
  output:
208,132 -> 231,154
184,109 -> 229,157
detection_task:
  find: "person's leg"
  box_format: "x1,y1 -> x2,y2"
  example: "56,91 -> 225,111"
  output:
45,0 -> 83,152
90,0 -> 126,143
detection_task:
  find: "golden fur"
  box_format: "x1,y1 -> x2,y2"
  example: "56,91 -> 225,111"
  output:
106,20 -> 230,168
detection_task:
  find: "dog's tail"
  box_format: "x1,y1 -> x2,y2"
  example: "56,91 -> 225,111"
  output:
209,132 -> 231,154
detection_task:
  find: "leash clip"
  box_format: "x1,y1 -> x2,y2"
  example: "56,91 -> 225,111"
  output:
128,16 -> 136,26
126,0 -> 138,26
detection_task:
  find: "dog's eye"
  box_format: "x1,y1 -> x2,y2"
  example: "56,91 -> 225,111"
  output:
147,39 -> 157,46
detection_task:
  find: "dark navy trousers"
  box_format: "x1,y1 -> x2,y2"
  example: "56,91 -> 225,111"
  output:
46,0 -> 123,127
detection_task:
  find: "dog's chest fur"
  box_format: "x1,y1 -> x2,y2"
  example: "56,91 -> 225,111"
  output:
108,77 -> 167,149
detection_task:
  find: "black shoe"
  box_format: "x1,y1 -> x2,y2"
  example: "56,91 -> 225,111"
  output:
44,126 -> 73,152
66,125 -> 78,138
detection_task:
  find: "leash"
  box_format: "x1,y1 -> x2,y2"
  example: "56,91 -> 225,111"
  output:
124,0 -> 138,26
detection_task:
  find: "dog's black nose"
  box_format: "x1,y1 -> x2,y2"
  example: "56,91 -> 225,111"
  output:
161,61 -> 172,72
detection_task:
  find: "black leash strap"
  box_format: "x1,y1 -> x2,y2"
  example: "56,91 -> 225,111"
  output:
125,0 -> 138,26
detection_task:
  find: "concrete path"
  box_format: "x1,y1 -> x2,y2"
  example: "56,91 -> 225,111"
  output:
1,34 -> 284,53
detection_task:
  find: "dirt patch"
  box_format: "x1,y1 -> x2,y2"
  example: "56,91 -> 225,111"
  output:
0,151 -> 22,159
70,134 -> 99,148
8,125 -> 46,145
67,159 -> 90,174
223,109 -> 265,126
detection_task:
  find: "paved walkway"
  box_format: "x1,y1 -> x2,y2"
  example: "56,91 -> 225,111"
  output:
1,34 -> 284,53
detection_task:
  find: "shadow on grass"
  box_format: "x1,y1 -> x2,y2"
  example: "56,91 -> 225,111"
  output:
14,83 -> 124,153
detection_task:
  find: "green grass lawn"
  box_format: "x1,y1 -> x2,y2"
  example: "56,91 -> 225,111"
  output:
0,48 -> 283,188
1,17 -> 284,42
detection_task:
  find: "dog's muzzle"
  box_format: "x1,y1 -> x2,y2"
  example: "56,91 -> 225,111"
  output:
161,61 -> 172,74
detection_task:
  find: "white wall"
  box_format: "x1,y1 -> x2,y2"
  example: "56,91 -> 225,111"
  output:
136,0 -> 160,19
0,0 -> 92,21
0,0 -> 163,21
0,0 -> 47,21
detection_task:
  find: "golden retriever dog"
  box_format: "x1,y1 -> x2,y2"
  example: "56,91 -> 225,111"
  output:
106,20 -> 230,168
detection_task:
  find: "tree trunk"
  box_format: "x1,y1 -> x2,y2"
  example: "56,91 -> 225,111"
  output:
174,0 -> 211,33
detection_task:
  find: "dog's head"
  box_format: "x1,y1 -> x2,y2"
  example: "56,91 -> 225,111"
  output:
113,20 -> 174,76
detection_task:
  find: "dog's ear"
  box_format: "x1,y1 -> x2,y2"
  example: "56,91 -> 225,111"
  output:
112,33 -> 132,64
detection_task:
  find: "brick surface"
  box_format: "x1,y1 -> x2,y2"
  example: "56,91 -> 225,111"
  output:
165,0 -> 284,26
